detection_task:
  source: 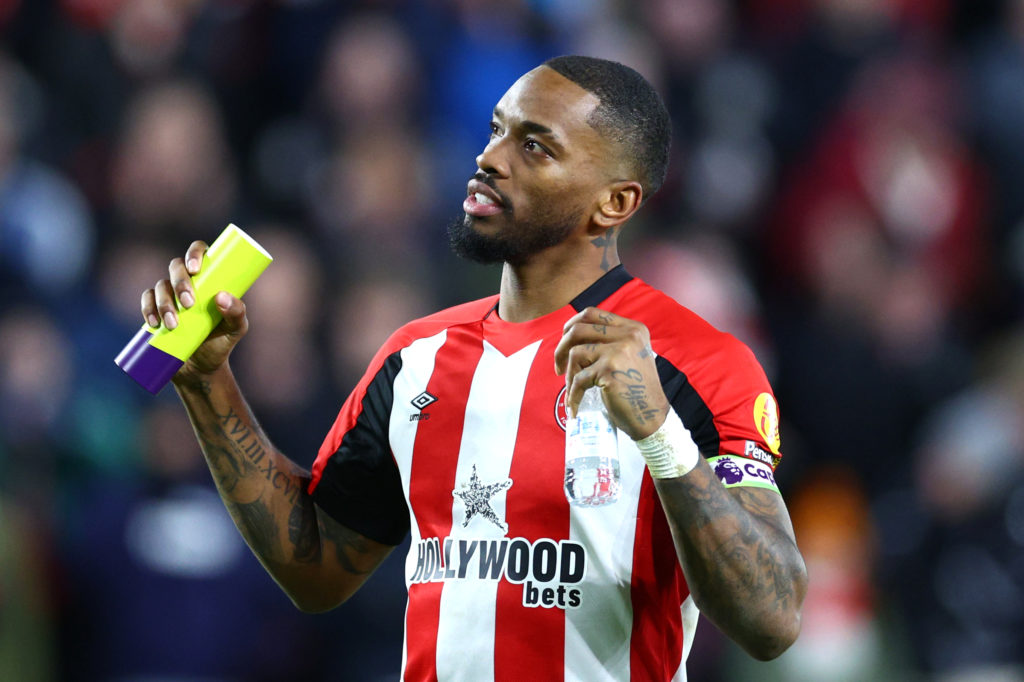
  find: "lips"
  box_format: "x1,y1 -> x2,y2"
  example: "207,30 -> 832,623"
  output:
464,179 -> 505,218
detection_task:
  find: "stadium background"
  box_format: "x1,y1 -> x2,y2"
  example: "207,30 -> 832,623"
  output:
1,0 -> 1023,679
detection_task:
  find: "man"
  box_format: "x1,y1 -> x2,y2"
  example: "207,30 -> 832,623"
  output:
142,56 -> 807,680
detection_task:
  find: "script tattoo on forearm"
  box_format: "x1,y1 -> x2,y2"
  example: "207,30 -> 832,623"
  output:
612,368 -> 661,424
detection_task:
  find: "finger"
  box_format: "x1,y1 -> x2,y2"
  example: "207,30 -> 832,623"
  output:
566,364 -> 603,419
563,343 -> 600,387
154,279 -> 179,330
554,322 -> 629,374
562,306 -> 624,334
185,240 -> 208,276
214,291 -> 248,336
140,288 -> 160,328
169,257 -> 195,309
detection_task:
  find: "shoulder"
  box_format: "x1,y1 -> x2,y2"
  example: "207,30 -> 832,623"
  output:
610,278 -> 755,368
613,278 -> 782,466
612,277 -> 773,414
377,295 -> 498,356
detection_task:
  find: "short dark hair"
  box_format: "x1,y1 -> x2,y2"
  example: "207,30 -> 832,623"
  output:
543,55 -> 671,201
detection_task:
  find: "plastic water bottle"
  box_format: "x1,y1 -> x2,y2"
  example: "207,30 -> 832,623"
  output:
565,386 -> 621,507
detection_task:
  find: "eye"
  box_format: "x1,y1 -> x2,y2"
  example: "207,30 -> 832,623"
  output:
489,122 -> 501,138
524,138 -> 551,156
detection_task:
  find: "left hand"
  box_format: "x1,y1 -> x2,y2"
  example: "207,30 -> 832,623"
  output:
554,307 -> 670,441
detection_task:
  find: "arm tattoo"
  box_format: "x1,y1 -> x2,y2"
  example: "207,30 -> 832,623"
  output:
318,513 -> 374,577
233,497 -> 280,558
656,463 -> 805,654
288,484 -> 321,564
192,399 -> 316,564
611,368 -> 662,424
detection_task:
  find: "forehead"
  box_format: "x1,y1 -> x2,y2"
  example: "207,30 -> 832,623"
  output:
495,66 -> 602,143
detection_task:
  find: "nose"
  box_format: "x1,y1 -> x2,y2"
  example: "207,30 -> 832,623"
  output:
475,137 -> 510,178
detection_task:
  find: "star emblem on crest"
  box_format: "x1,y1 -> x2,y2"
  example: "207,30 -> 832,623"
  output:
453,464 -> 512,533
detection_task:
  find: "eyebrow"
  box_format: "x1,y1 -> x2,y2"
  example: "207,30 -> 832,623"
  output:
493,107 -> 556,138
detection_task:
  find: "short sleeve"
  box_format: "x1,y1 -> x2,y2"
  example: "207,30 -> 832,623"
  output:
657,334 -> 783,493
309,351 -> 409,545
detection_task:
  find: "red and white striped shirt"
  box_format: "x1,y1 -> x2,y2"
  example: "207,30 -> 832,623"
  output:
310,267 -> 783,681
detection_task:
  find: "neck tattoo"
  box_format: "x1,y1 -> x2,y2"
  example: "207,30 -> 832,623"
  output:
591,228 -> 617,272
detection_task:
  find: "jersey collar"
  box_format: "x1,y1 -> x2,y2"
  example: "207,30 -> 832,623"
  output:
482,264 -> 635,321
480,265 -> 635,355
569,265 -> 634,311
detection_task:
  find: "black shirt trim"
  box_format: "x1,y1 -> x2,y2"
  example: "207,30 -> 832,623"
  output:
656,356 -> 721,456
570,265 -> 634,311
312,351 -> 410,545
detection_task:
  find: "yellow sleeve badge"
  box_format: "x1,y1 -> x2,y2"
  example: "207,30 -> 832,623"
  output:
753,392 -> 781,455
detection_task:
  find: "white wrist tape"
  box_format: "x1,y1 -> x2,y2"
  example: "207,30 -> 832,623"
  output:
636,409 -> 700,479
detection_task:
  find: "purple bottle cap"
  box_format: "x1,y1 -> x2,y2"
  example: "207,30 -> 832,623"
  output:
115,327 -> 184,394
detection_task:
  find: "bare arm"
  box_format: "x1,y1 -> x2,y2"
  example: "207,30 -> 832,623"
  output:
143,241 -> 393,612
653,462 -> 806,660
555,307 -> 807,660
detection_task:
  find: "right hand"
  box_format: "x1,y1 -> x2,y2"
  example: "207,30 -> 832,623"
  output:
140,240 -> 250,381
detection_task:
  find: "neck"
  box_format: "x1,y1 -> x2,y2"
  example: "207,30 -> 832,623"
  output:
496,232 -> 621,322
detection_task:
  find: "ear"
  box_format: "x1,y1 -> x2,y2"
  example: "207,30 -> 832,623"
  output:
590,180 -> 643,234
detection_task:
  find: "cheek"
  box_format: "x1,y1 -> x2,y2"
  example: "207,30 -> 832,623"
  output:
518,176 -> 589,215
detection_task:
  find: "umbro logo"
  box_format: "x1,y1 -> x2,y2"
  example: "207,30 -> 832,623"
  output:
410,391 -> 437,421
411,391 -> 437,410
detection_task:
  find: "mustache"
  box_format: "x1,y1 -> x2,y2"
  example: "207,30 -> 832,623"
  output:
472,172 -> 512,210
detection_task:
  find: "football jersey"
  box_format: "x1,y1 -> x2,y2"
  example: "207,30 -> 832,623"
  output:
309,266 -> 783,681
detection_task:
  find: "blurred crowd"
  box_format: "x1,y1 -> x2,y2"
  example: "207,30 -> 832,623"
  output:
1,0 -> 1023,680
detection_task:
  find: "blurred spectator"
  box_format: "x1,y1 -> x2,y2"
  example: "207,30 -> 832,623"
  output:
230,225 -> 339,457
0,51 -> 95,300
767,0 -> 902,165
625,232 -> 774,375
310,128 -> 437,268
765,50 -> 981,493
635,0 -> 780,236
770,51 -> 988,312
111,79 -> 237,240
968,0 -> 1024,314
107,0 -> 206,79
0,495 -> 55,682
0,0 -> 1023,678
0,308 -> 74,517
877,329 -> 1024,677
327,276 -> 435,391
60,401 -> 321,682
0,306 -> 71,679
317,13 -> 419,138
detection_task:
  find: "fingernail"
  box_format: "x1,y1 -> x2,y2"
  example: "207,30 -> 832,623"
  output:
216,291 -> 230,307
180,291 -> 194,308
148,314 -> 160,328
187,258 -> 199,273
163,311 -> 178,330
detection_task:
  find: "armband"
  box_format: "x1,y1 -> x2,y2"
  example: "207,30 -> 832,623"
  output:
636,409 -> 699,479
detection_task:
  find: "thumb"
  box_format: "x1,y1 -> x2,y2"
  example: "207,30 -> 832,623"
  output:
215,291 -> 248,334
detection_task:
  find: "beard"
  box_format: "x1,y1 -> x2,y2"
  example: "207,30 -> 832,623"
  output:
447,204 -> 583,267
